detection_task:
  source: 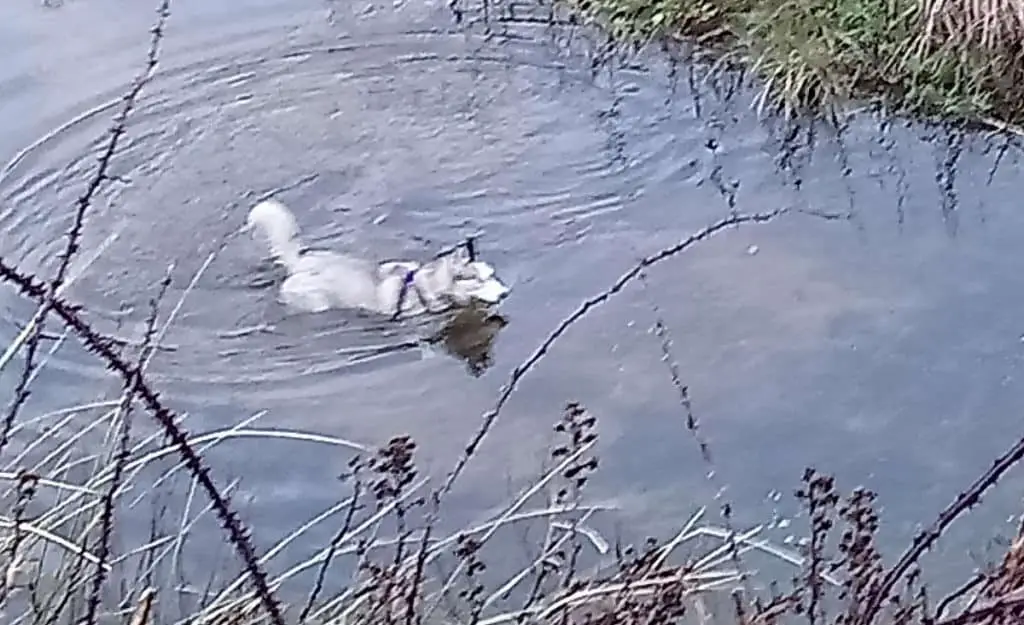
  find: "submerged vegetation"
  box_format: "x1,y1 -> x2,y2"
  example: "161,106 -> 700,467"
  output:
550,0 -> 1024,127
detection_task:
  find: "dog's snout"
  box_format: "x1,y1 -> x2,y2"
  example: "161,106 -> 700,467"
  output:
491,282 -> 511,303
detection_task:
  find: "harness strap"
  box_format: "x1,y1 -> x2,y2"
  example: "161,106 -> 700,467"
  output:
392,268 -> 421,320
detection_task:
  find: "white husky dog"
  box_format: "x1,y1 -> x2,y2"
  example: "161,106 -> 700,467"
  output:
243,199 -> 510,318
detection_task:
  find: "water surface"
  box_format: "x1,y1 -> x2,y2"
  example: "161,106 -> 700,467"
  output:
1,0 -> 1023,598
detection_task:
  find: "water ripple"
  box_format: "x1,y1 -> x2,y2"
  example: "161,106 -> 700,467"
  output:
0,7 -> 705,408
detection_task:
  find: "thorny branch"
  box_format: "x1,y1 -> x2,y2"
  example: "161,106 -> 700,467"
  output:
0,1 -> 285,621
83,266 -> 173,625
859,425 -> 1024,623
0,0 -> 172,462
0,246 -> 285,625
934,592 -> 1024,625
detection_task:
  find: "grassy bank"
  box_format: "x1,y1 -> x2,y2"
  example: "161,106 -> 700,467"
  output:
556,0 -> 1024,128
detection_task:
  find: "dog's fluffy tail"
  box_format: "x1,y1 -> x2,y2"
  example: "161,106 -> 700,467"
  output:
248,199 -> 303,271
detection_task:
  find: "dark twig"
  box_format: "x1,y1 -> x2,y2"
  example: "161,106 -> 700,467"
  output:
83,266 -> 173,625
0,259 -> 286,625
0,0 -> 172,461
636,265 -> 756,600
935,573 -> 987,621
859,427 -> 1024,623
635,268 -> 711,464
0,470 -> 39,602
436,208 -> 790,504
1,301 -> 47,458
405,523 -> 432,625
934,593 -> 1024,625
298,458 -> 365,624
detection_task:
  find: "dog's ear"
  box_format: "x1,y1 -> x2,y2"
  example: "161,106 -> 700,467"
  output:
450,241 -> 472,265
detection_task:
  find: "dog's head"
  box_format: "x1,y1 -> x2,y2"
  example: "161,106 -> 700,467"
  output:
435,240 -> 511,306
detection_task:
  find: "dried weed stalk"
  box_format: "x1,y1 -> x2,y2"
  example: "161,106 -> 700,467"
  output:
0,0 -> 170,463
82,267 -> 173,625
0,247 -> 284,624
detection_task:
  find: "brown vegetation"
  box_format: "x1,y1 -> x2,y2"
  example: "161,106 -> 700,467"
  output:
3,0 -> 1024,624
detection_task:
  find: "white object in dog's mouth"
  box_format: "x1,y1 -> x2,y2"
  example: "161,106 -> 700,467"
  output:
470,261 -> 495,280
470,278 -> 510,303
466,262 -> 510,304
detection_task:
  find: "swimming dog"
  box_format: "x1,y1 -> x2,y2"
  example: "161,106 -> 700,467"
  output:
244,198 -> 510,318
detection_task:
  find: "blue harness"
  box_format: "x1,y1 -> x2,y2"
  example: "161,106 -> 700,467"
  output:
391,268 -> 421,321
390,237 -> 476,320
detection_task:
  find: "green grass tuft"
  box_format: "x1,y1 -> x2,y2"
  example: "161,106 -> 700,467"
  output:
562,0 -> 1024,127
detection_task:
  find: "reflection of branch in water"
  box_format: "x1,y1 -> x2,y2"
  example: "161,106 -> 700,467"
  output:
434,207 -> 853,505
426,301 -> 509,377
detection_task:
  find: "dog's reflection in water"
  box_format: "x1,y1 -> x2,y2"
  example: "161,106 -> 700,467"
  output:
426,301 -> 509,377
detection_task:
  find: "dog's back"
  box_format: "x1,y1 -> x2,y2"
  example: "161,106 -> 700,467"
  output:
246,197 -> 508,316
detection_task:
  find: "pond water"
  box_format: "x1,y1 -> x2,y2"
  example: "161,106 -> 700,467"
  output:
1,0 -> 1023,606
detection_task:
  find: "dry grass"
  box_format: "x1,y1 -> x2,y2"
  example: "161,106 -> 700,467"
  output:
3,383 -> 1024,625
921,0 -> 1024,52
0,388 -> 811,625
3,1 -> 1024,624
533,0 -> 1024,126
